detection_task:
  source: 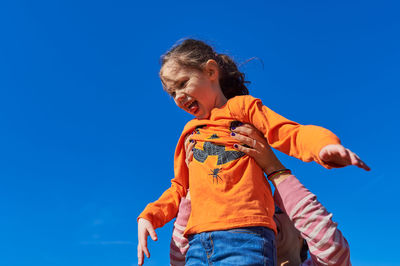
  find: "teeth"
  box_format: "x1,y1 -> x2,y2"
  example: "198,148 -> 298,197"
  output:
185,100 -> 195,109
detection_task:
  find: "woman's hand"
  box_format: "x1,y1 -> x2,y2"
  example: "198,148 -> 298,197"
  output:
319,144 -> 370,171
183,123 -> 290,185
183,124 -> 284,174
137,218 -> 157,265
230,123 -> 285,175
184,134 -> 196,167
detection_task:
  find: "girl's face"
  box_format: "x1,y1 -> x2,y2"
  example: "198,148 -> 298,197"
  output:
160,60 -> 227,119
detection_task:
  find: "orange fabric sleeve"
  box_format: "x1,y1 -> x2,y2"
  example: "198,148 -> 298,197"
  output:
138,124 -> 193,229
229,95 -> 341,168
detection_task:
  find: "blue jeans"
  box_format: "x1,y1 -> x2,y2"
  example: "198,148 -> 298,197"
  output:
186,227 -> 276,266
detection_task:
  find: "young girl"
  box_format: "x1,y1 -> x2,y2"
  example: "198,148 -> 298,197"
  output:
137,39 -> 368,265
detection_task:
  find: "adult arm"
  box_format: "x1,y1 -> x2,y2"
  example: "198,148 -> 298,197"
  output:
273,175 -> 351,266
231,124 -> 351,266
170,195 -> 191,266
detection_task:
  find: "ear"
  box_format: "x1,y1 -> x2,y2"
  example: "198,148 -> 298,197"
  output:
204,59 -> 219,81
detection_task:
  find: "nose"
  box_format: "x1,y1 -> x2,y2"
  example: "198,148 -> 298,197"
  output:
174,90 -> 186,104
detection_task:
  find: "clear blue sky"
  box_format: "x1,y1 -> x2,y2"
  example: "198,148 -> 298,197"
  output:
1,1 -> 399,265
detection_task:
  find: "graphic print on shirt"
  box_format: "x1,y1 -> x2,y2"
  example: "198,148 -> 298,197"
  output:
192,141 -> 245,165
209,168 -> 223,184
192,124 -> 245,184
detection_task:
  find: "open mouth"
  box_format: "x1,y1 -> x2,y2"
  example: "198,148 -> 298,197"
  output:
185,100 -> 199,114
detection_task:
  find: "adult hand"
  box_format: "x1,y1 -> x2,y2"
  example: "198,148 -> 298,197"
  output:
137,218 -> 157,265
183,123 -> 291,185
230,123 -> 285,176
184,134 -> 196,167
319,144 -> 370,171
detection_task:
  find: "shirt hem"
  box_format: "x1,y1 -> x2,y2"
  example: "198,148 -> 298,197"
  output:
184,216 -> 277,236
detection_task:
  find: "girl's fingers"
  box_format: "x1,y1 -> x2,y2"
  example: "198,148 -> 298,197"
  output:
137,219 -> 156,264
319,148 -> 330,162
137,244 -> 143,265
138,232 -> 150,258
321,145 -> 350,166
361,162 -> 371,171
361,160 -> 371,171
351,152 -> 371,171
348,150 -> 359,165
147,224 -> 158,241
338,147 -> 350,161
143,245 -> 150,259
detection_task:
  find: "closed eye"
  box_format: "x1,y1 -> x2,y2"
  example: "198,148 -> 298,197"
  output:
178,79 -> 188,88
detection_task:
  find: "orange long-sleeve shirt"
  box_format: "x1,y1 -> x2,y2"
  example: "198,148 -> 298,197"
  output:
138,95 -> 340,235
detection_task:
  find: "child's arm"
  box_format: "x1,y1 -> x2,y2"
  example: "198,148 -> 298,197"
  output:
137,129 -> 191,265
230,123 -> 369,172
137,179 -> 186,266
137,177 -> 187,266
229,95 -> 369,171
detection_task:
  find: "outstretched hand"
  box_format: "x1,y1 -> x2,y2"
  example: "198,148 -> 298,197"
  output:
137,218 -> 157,265
319,144 -> 370,171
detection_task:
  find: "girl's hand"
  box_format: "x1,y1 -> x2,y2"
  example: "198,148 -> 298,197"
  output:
184,134 -> 196,167
230,123 -> 285,175
319,144 -> 370,171
137,218 -> 157,265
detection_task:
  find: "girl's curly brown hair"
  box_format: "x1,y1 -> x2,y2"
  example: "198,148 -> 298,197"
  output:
160,39 -> 250,99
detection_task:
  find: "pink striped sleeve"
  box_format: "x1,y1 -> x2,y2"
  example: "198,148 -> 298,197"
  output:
274,175 -> 351,266
170,196 -> 191,266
